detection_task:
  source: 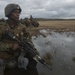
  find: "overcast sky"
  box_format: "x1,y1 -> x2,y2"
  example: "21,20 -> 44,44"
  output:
0,0 -> 75,19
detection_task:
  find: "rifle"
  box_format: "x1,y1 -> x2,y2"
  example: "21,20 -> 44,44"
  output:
6,31 -> 52,70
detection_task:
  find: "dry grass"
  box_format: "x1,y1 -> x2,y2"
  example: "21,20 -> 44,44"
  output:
38,20 -> 75,30
38,20 -> 75,26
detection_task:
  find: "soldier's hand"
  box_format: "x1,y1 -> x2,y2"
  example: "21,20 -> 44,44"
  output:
8,43 -> 19,51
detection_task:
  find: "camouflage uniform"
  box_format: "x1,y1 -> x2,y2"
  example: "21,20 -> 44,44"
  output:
0,20 -> 37,75
0,3 -> 37,75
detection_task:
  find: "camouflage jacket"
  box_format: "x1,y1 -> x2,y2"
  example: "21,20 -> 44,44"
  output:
0,20 -> 31,59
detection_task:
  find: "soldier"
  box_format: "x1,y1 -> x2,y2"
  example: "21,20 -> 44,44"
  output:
30,15 -> 39,27
23,18 -> 31,27
0,3 -> 38,75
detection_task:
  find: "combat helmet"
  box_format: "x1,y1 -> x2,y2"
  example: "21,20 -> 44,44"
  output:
5,3 -> 22,17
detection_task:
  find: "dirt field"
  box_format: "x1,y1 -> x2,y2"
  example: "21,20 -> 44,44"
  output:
27,20 -> 75,36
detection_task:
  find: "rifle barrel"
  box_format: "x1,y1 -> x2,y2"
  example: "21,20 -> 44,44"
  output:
33,55 -> 52,70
